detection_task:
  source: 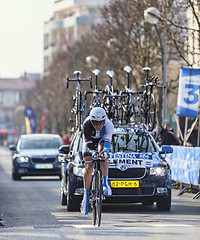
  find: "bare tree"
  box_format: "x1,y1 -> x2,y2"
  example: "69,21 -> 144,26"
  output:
25,0 -> 200,133
166,0 -> 200,66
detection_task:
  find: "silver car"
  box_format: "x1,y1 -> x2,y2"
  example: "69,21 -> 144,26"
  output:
9,134 -> 63,180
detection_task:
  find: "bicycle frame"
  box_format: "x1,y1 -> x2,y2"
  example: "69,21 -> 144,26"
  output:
140,67 -> 164,130
66,66 -> 164,131
83,69 -> 106,115
66,71 -> 92,130
84,89 -> 105,112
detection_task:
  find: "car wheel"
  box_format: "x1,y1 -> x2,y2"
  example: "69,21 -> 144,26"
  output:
12,172 -> 21,180
156,194 -> 171,211
60,183 -> 67,205
66,177 -> 80,211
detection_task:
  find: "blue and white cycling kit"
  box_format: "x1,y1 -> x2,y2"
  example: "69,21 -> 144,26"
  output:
82,117 -> 114,157
81,117 -> 114,215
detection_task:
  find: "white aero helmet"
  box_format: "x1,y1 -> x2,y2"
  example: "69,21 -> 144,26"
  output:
90,107 -> 106,123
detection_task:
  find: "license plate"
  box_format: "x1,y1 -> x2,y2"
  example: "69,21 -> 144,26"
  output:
35,164 -> 53,169
110,180 -> 139,188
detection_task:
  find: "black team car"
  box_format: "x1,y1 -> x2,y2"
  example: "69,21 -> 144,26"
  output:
59,126 -> 173,211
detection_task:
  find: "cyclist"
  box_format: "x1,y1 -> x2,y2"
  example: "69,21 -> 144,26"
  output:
81,107 -> 114,215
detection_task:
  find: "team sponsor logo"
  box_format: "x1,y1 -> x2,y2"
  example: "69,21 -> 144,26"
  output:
111,158 -> 143,165
109,153 -> 152,159
109,153 -> 153,167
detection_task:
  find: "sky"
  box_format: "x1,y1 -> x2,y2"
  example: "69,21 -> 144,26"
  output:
0,0 -> 54,78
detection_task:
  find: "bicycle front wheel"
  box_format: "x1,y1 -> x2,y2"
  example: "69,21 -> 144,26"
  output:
92,196 -> 96,226
96,170 -> 103,227
91,174 -> 96,226
92,170 -> 103,227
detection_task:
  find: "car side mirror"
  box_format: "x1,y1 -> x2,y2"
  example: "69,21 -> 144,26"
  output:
58,145 -> 70,154
160,145 -> 173,154
9,144 -> 16,151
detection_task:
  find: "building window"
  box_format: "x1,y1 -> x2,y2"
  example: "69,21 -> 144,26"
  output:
5,110 -> 12,122
44,56 -> 49,72
44,34 -> 49,49
89,8 -> 98,14
0,91 -> 2,104
15,91 -> 20,103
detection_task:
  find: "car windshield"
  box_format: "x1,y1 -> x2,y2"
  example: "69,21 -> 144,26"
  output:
110,132 -> 156,153
20,137 -> 62,150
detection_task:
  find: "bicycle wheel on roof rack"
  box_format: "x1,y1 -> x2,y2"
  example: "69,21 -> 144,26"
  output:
133,94 -> 143,126
91,94 -> 102,108
118,105 -> 125,125
147,93 -> 156,131
103,97 -> 112,120
126,102 -> 136,124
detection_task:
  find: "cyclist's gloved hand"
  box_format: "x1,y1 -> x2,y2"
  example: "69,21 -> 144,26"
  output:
102,151 -> 108,160
92,151 -> 98,159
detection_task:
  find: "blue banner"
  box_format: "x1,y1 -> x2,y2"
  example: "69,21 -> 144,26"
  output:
176,67 -> 200,118
24,107 -> 37,133
166,146 -> 200,185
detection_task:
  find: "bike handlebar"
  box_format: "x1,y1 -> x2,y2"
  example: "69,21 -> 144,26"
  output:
104,94 -> 127,99
84,151 -> 108,164
157,85 -> 165,88
84,157 -> 108,164
121,90 -> 143,95
84,89 -> 106,95
66,77 -> 92,88
91,150 -> 108,159
141,83 -> 165,88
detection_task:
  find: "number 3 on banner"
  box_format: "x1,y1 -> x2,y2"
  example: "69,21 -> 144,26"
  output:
184,84 -> 200,105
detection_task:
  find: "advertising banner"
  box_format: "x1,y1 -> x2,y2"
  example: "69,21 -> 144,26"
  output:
24,117 -> 31,134
24,107 -> 37,134
176,67 -> 200,118
38,108 -> 48,133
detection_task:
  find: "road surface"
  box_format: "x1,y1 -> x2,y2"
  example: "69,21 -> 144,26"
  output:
0,146 -> 199,239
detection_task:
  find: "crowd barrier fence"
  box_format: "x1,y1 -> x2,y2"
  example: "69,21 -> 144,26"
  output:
166,145 -> 200,185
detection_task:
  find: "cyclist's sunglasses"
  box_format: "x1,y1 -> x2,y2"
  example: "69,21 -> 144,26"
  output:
92,120 -> 105,126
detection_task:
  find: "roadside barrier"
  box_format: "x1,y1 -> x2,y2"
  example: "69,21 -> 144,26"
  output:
166,146 -> 200,185
166,146 -> 200,198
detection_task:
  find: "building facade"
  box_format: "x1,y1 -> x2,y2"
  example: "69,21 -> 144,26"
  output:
43,0 -> 108,72
0,74 -> 40,144
187,0 -> 200,67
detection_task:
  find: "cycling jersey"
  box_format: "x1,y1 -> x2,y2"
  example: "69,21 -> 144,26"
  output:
82,117 -> 114,157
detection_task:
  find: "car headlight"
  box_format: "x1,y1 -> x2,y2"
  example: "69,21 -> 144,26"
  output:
73,166 -> 84,177
57,155 -> 63,162
150,167 -> 167,176
16,156 -> 29,163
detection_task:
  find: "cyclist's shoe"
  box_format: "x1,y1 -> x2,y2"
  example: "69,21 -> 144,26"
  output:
80,198 -> 89,215
103,185 -> 112,196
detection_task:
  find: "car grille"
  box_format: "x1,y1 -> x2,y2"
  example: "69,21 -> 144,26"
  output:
112,187 -> 154,196
108,168 -> 146,179
31,157 -> 56,163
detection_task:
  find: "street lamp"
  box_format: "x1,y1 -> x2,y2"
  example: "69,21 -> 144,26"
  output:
144,7 -> 167,125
